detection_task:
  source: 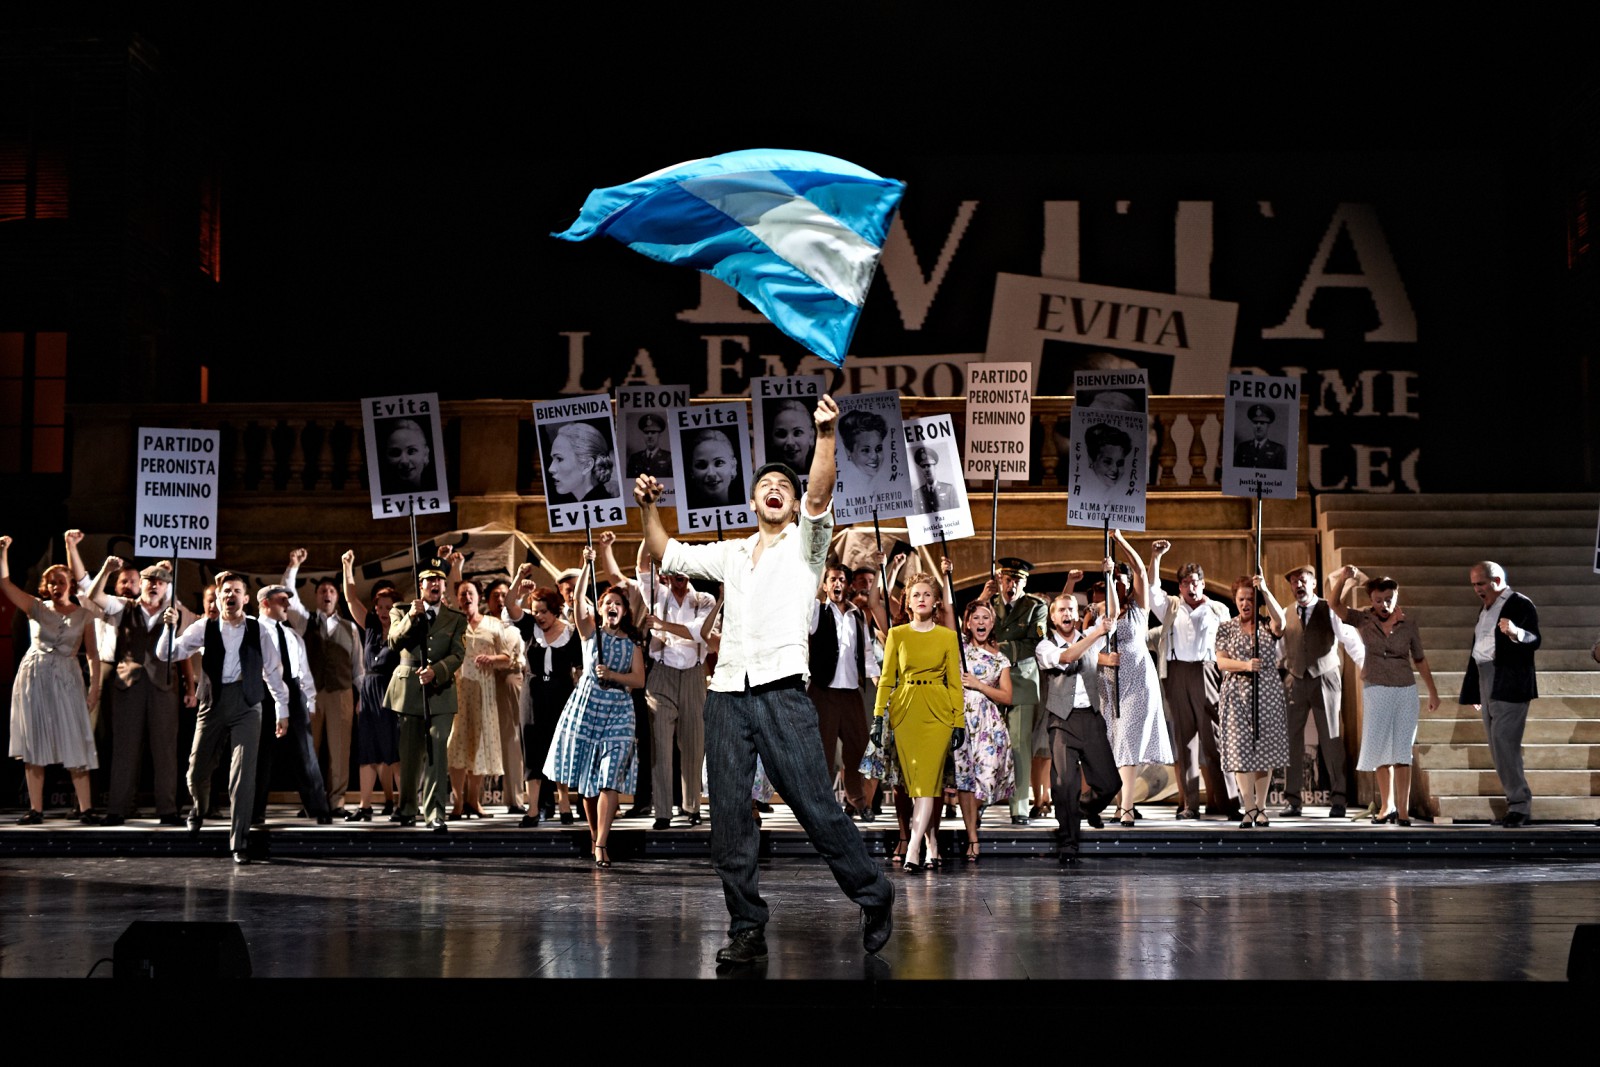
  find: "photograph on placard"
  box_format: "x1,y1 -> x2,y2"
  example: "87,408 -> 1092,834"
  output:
750,374 -> 825,492
1219,373 -> 1301,500
669,402 -> 756,536
901,414 -> 975,547
362,393 -> 452,520
616,385 -> 688,509
834,391 -> 913,525
531,394 -> 629,532
1067,371 -> 1148,531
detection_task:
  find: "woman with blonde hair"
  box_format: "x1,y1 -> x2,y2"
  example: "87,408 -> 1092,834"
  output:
547,422 -> 620,503
872,571 -> 963,872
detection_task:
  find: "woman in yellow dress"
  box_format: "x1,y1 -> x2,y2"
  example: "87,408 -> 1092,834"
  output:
872,571 -> 963,873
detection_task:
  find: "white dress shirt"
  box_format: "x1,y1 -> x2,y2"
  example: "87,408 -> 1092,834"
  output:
260,615 -> 318,716
808,599 -> 862,689
1473,585 -> 1533,662
647,586 -> 714,669
660,502 -> 833,692
159,615 -> 292,719
1150,586 -> 1221,661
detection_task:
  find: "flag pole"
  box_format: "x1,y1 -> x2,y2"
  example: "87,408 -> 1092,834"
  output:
1103,518 -> 1119,720
872,508 -> 891,637
1252,480 -> 1263,742
939,529 -> 967,668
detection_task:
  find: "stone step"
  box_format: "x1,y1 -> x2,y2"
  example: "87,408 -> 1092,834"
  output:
1325,527 -> 1596,549
1419,690 -> 1600,713
1413,743 -> 1600,770
1417,719 -> 1600,744
1373,604 -> 1600,627
1416,625 -> 1598,653
1318,508 -> 1596,530
1319,493 -> 1597,512
1423,768 -> 1599,795
1397,586 -> 1600,607
1327,544 -> 1588,566
1430,795 -> 1600,821
1314,563 -> 1598,585
1424,650 -> 1600,672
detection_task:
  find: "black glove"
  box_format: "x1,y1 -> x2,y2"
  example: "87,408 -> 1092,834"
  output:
870,716 -> 884,747
951,727 -> 967,751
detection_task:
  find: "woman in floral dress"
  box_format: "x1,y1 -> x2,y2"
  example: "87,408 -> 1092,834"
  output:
954,599 -> 1013,861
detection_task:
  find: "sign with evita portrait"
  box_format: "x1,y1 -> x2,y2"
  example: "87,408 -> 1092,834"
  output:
362,393 -> 451,520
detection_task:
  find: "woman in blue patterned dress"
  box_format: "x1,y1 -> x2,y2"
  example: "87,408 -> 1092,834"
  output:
1096,528 -> 1173,826
954,599 -> 1013,861
542,548 -> 644,867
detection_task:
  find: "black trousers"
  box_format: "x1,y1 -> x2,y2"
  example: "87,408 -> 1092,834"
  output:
252,681 -> 330,822
1049,707 -> 1117,853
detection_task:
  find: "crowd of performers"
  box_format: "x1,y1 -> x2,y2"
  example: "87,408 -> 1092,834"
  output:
0,395 -> 1572,957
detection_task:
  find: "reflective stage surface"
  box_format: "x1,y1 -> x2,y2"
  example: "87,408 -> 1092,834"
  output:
5,852 -> 1598,982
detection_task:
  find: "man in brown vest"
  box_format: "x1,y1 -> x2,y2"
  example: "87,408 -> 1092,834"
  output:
281,549 -> 364,816
87,558 -> 197,825
1278,564 -> 1348,818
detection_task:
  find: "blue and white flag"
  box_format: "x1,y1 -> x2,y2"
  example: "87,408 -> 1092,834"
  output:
553,149 -> 905,367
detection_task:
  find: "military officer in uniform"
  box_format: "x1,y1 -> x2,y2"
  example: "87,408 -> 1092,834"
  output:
387,557 -> 468,831
985,557 -> 1050,824
626,413 -> 674,479
1233,404 -> 1287,469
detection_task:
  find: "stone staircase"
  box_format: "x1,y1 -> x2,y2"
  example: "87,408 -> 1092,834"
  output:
1318,493 -> 1600,822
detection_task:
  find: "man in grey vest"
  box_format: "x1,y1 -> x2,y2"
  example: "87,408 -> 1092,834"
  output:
1036,581 -> 1117,863
281,549 -> 364,816
159,572 -> 290,863
87,558 -> 197,826
1278,564 -> 1348,818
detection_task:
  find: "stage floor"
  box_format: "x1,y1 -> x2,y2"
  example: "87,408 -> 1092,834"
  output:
4,842 -> 1599,982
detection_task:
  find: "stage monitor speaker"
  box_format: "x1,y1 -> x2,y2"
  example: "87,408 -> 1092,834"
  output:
1570,924 -> 1600,983
113,921 -> 252,979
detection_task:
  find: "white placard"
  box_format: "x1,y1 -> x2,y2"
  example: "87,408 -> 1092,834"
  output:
135,427 -> 220,559
617,384 -> 688,508
902,414 -> 975,547
670,402 -> 757,535
962,361 -> 1032,483
982,273 -> 1238,396
750,374 -> 825,494
362,393 -> 451,520
1221,373 -> 1301,500
1067,370 -> 1148,531
834,391 -> 914,526
531,394 -> 628,532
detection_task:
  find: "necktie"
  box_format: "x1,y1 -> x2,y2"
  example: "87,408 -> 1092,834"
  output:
1300,605 -> 1310,627
922,485 -> 938,512
276,622 -> 294,682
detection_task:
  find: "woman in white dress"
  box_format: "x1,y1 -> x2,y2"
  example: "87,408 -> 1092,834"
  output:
1096,528 -> 1173,825
447,580 -> 509,818
2,535 -> 102,823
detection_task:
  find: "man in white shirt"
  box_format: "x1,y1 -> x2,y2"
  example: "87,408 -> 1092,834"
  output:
809,561 -> 875,821
65,531 -> 140,806
1460,561 -> 1541,827
638,568 -> 714,829
1148,541 -> 1236,820
159,572 -> 290,863
251,582 -> 332,825
636,394 -> 893,965
281,549 -> 365,816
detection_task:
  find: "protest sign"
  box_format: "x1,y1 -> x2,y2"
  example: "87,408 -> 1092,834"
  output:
135,427 -> 220,559
532,394 -> 628,532
834,391 -> 913,525
670,402 -> 757,535
363,393 -> 451,520
902,414 -> 975,547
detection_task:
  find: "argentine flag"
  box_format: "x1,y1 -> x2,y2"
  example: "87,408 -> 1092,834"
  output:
553,149 -> 906,367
